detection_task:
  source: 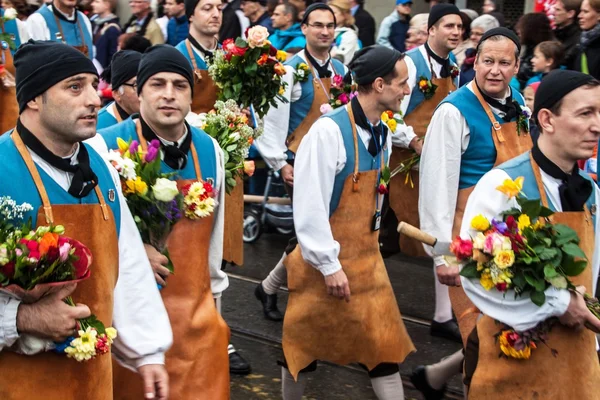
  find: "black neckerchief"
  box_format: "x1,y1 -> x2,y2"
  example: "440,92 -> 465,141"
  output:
531,144 -> 592,212
138,115 -> 192,170
425,42 -> 450,78
475,79 -> 519,122
351,96 -> 388,157
114,101 -> 130,121
187,34 -> 216,62
124,11 -> 153,37
304,48 -> 332,78
52,2 -> 78,23
16,118 -> 98,198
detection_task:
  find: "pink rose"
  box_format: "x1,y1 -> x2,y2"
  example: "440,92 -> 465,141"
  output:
247,26 -> 269,48
338,92 -> 349,105
332,74 -> 344,88
59,242 -> 72,262
320,103 -> 333,114
450,237 -> 473,261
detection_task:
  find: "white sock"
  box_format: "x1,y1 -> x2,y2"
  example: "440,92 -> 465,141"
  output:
425,349 -> 464,390
281,367 -> 307,400
433,264 -> 453,323
262,252 -> 288,295
370,373 -> 404,400
228,344 -> 235,355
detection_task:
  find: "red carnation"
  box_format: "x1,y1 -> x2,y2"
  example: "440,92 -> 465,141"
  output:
496,282 -> 508,292
506,215 -> 517,231
203,182 -> 213,194
377,184 -> 388,194
269,45 -> 277,56
0,261 -> 15,279
231,45 -> 247,57
96,336 -> 110,354
449,237 -> 473,261
182,183 -> 191,196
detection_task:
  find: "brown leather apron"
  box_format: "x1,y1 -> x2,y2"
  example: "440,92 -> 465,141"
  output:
389,76 -> 456,257
52,13 -> 89,57
283,106 -> 416,379
112,124 -> 231,400
0,25 -> 18,135
285,58 -> 339,154
0,132 -> 118,400
468,154 -> 600,399
450,84 -> 533,346
185,39 -> 218,115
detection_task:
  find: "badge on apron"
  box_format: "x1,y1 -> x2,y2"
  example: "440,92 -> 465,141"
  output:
372,210 -> 381,231
108,189 -> 116,202
591,204 -> 597,216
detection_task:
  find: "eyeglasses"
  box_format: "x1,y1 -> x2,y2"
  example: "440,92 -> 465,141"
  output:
122,82 -> 137,89
306,23 -> 336,30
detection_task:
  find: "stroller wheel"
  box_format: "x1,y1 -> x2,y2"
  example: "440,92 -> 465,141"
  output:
243,209 -> 262,243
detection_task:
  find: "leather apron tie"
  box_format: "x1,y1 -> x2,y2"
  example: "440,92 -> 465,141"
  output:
0,25 -> 18,135
52,13 -> 89,57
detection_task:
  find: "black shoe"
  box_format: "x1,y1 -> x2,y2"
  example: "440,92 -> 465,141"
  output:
254,283 -> 284,321
410,365 -> 446,400
229,351 -> 251,375
430,319 -> 462,343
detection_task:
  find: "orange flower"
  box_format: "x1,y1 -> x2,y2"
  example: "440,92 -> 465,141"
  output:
244,161 -> 256,176
257,53 -> 269,66
39,232 -> 59,256
386,110 -> 394,119
274,62 -> 286,76
248,137 -> 254,145
419,80 -> 429,90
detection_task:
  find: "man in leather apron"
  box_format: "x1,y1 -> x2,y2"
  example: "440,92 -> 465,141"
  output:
461,70 -> 600,399
0,40 -> 171,400
281,45 -> 415,400
97,50 -> 142,130
253,2 -> 346,324
412,28 -> 533,399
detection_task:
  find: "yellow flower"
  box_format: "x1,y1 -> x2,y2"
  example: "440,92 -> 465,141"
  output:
387,119 -> 397,132
499,332 -> 534,359
279,86 -> 285,95
298,63 -> 309,71
65,327 -> 98,362
532,219 -> 544,230
276,50 -> 287,62
494,249 -> 515,269
125,177 -> 148,196
117,137 -> 129,153
105,327 -> 117,344
419,79 -> 428,89
381,112 -> 389,123
471,214 -> 490,231
496,176 -> 524,199
517,214 -> 531,231
480,271 -> 494,290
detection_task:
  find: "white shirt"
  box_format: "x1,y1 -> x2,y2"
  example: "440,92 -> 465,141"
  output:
27,5 -> 94,59
5,18 -> 30,45
459,167 -> 600,332
0,143 -> 172,369
88,126 -> 229,297
418,81 -> 511,268
254,50 -> 349,172
294,108 -> 392,276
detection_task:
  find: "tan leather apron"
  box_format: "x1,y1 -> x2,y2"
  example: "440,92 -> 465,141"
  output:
0,132 -> 118,400
185,39 -> 218,115
285,58 -> 338,154
389,76 -> 456,257
112,124 -> 231,400
0,25 -> 18,135
53,13 -> 89,57
283,106 -> 415,379
468,154 -> 600,399
450,85 -> 533,346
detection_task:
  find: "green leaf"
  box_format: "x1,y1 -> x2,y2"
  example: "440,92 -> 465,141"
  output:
512,272 -> 527,291
524,272 -> 546,292
554,224 -> 579,246
459,262 -> 478,278
520,198 -> 542,218
544,265 -> 558,279
531,290 -> 546,306
562,254 -> 588,276
538,247 -> 559,261
539,206 -> 554,217
561,242 -> 587,259
162,248 -> 175,274
548,275 -> 568,289
234,37 -> 248,48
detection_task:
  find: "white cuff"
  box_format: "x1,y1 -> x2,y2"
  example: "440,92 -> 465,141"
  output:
434,255 -> 448,267
3,298 -> 21,346
273,159 -> 289,172
550,289 -> 572,319
135,352 -> 166,369
319,260 -> 343,276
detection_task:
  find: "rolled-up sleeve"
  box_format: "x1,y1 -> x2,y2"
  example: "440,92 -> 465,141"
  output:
0,295 -> 20,351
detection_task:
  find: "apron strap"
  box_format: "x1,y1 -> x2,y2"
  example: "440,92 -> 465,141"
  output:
52,12 -> 87,49
346,104 -> 360,192
472,83 -> 505,143
135,119 -> 203,180
185,39 -> 199,71
112,103 -> 123,123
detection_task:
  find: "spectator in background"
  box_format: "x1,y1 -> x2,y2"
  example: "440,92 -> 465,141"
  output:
529,40 -> 564,83
123,0 -> 165,44
164,0 -> 187,45
91,0 -> 121,69
241,0 -> 273,33
219,0 -> 249,42
376,0 -> 411,52
554,0 -> 582,69
405,12 -> 427,50
481,0 -> 504,26
458,14 -> 498,86
118,31 -> 153,51
155,0 -> 170,39
330,0 -> 360,64
350,0 -> 374,46
513,13 -> 554,91
452,11 -> 473,66
574,0 -> 600,78
523,81 -> 540,142
269,3 -> 305,52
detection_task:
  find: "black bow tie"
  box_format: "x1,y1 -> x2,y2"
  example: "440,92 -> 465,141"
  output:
139,116 -> 192,171
187,35 -> 215,62
304,48 -> 332,78
425,42 -> 450,78
17,119 -> 98,198
351,97 -> 387,157
475,80 -> 519,122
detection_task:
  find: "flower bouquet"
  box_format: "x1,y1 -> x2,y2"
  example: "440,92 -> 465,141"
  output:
208,26 -> 288,118
319,74 -> 357,115
384,110 -> 420,188
452,176 -> 599,359
0,196 -> 116,360
0,8 -> 17,50
187,100 -> 262,193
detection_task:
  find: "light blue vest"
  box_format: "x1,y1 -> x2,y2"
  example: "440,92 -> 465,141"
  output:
37,5 -> 93,60
497,151 -> 596,228
406,47 -> 459,115
175,40 -> 209,70
441,85 -> 526,189
326,106 -> 389,215
0,132 -> 121,234
98,118 -> 217,181
1,8 -> 21,55
96,102 -> 119,130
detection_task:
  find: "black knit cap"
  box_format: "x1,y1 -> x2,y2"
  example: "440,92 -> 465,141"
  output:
428,4 -> 461,30
534,70 -> 596,120
301,3 -> 337,26
106,50 -> 142,89
348,45 -> 404,85
185,0 -> 225,19
476,27 -> 521,53
137,45 -> 194,96
14,40 -> 98,113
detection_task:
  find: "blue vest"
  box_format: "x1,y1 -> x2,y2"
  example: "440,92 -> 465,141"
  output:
98,118 -> 217,181
1,8 -> 21,55
497,151 -> 597,228
441,85 -> 526,189
96,102 -> 119,130
0,132 -> 121,234
175,40 -> 209,70
326,107 -> 389,215
37,5 -> 93,59
406,47 -> 458,115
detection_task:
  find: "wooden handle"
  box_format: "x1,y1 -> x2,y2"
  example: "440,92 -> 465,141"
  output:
397,222 -> 437,247
243,195 -> 292,205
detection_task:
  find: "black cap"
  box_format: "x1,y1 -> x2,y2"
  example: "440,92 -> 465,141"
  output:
534,70 -> 596,120
102,50 -> 142,89
476,27 -> 521,53
137,45 -> 194,95
15,40 -> 97,113
428,4 -> 461,30
301,3 -> 336,26
185,0 -> 199,19
348,45 -> 404,85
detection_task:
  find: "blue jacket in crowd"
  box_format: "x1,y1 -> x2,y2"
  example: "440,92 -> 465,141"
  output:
269,23 -> 305,52
167,15 -> 189,46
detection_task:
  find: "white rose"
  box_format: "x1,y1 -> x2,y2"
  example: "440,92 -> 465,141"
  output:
247,26 -> 269,48
3,8 -> 17,20
121,158 -> 137,180
152,178 -> 179,202
472,232 -> 486,250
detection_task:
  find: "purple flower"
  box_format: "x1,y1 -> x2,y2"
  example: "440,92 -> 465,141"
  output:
492,218 -> 508,234
129,140 -> 139,155
150,139 -> 161,149
145,146 -> 159,163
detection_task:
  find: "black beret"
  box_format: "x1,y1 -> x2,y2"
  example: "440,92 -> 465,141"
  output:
105,50 -> 142,89
476,27 -> 521,53
348,45 -> 404,85
534,70 -> 596,120
428,4 -> 461,30
301,3 -> 337,26
137,45 -> 194,96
